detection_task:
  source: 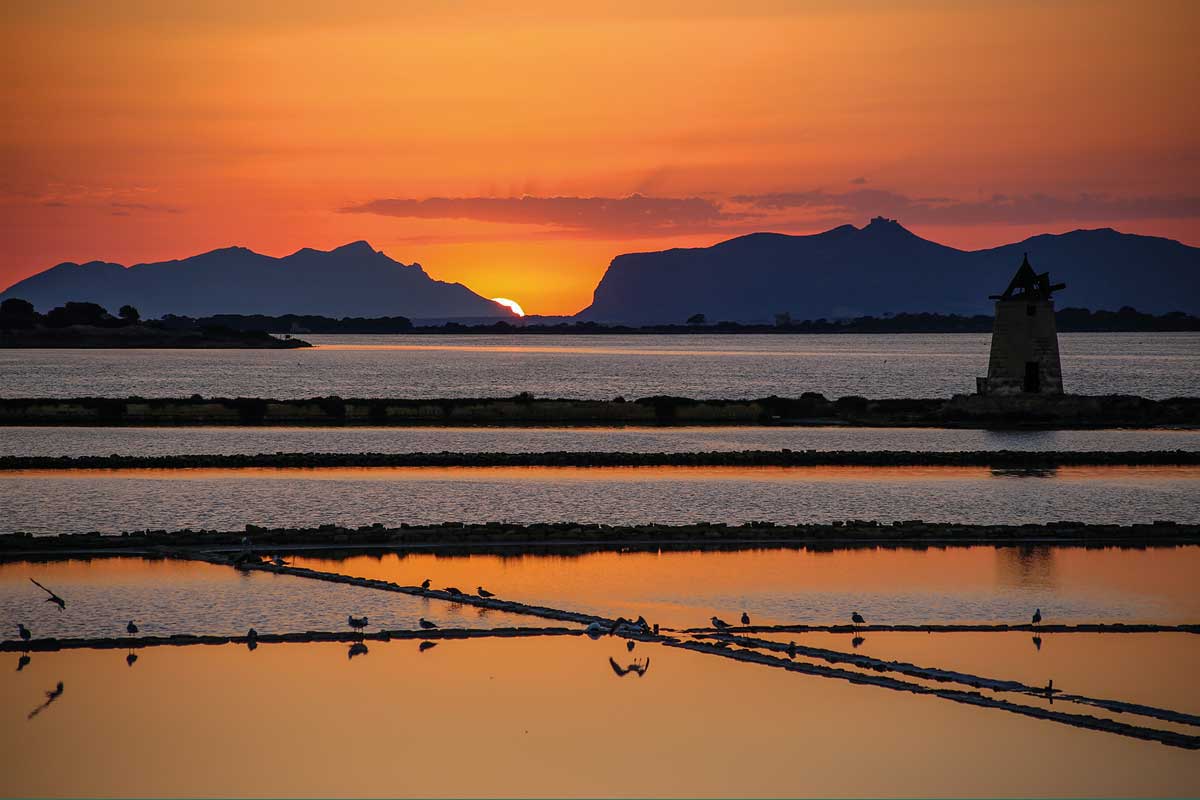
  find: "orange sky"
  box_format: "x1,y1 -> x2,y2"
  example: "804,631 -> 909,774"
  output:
2,1 -> 1197,315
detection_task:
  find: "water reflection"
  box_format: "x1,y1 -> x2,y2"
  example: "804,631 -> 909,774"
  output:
608,656 -> 650,678
347,642 -> 369,660
996,545 -> 1058,588
26,681 -> 64,720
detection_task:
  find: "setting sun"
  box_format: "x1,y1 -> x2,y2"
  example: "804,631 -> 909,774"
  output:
491,297 -> 526,317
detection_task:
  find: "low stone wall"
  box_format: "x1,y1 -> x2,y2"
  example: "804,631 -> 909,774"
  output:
1,393 -> 1196,428
3,520 -> 1196,555
2,449 -> 1197,471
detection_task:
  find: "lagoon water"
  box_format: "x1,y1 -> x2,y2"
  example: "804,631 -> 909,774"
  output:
2,465 -> 1197,534
1,332 -> 1197,399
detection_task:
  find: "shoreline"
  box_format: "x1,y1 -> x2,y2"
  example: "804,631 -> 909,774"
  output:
2,449 -> 1198,471
3,521 -> 1197,558
2,393 -> 1198,428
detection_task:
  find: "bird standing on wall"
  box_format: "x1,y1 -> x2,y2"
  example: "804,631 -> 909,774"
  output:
711,616 -> 730,629
30,579 -> 65,612
347,615 -> 368,637
1032,608 -> 1042,627
419,618 -> 438,629
18,623 -> 31,643
851,611 -> 866,631
420,579 -> 431,590
741,612 -> 750,626
787,641 -> 797,659
126,621 -> 139,635
477,586 -> 495,598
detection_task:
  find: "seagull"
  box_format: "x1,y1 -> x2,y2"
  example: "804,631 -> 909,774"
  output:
741,612 -> 751,626
18,623 -> 31,643
126,621 -> 139,635
444,587 -> 464,597
851,611 -> 866,631
420,579 -> 431,590
126,652 -> 138,667
711,616 -> 731,630
419,641 -> 438,652
477,586 -> 495,598
652,623 -> 659,635
247,628 -> 259,640
419,618 -> 438,629
347,615 -> 368,637
1032,608 -> 1042,627
787,641 -> 797,659
30,579 -> 65,612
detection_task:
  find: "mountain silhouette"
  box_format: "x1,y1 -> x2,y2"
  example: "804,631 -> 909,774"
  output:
577,218 -> 1200,323
0,241 -> 513,319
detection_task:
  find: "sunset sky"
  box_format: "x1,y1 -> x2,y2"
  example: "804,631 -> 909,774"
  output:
2,1 -> 1197,315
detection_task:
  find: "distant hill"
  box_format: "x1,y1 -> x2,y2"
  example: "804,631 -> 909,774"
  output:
0,241 -> 514,319
576,218 -> 1200,323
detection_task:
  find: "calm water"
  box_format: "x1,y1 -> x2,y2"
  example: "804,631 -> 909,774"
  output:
1,465 -> 1197,534
0,557 -> 532,640
1,332 -> 1196,398
3,635 -> 1197,796
4,424 -> 1199,457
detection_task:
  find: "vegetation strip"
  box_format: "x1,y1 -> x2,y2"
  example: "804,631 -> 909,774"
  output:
662,637 -> 1200,750
2,393 -> 1198,428
5,521 -> 1200,556
701,632 -> 1200,728
0,627 -> 584,652
3,449 -> 1200,471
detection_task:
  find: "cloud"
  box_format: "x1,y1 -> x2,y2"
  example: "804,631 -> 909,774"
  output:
340,193 -> 758,238
732,188 -> 1200,226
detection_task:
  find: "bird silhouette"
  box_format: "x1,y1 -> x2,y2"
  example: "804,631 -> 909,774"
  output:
347,615 -> 368,637
711,616 -> 731,629
18,623 -> 31,643
477,586 -> 495,598
1032,635 -> 1043,651
419,618 -> 438,629
608,657 -> 651,678
1043,678 -> 1059,703
851,611 -> 866,630
585,622 -> 607,639
787,641 -> 797,659
17,654 -> 31,671
652,623 -> 660,635
444,586 -> 464,597
126,652 -> 138,667
30,579 -> 65,612
626,640 -> 636,652
420,579 -> 431,590
1032,608 -> 1042,627
741,612 -> 750,626
347,642 -> 369,659
126,620 -> 139,635
271,556 -> 289,567
27,681 -> 64,719
247,628 -> 258,640
419,641 -> 438,652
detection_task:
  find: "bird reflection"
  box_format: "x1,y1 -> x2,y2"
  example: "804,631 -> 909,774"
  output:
626,640 -> 636,652
30,579 -> 66,612
126,652 -> 138,667
27,681 -> 64,719
419,641 -> 438,653
608,657 -> 650,678
16,654 -> 31,672
347,642 -> 369,659
1032,635 -> 1043,651
1042,678 -> 1060,704
851,636 -> 866,649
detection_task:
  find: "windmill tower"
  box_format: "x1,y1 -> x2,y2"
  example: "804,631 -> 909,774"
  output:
976,254 -> 1066,395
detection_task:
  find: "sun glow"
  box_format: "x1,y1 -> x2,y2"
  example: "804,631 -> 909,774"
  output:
491,297 -> 526,317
